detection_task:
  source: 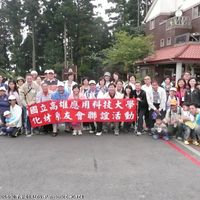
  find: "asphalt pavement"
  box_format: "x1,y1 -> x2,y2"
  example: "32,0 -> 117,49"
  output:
0,132 -> 200,200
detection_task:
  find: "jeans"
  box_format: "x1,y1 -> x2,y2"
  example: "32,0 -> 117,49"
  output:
151,128 -> 169,140
167,124 -> 182,138
182,124 -> 192,141
23,107 -> 31,132
96,122 -> 119,134
193,125 -> 200,141
1,127 -> 18,136
137,109 -> 148,132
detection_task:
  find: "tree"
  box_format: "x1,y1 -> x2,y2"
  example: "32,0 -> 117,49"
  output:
103,31 -> 153,72
22,0 -> 41,71
106,0 -> 153,34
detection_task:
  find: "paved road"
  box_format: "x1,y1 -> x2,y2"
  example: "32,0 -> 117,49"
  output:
0,132 -> 200,200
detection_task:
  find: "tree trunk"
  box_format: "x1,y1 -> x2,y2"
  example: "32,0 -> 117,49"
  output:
32,25 -> 36,70
64,21 -> 67,69
137,0 -> 140,27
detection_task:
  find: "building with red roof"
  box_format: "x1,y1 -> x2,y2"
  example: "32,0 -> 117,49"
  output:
138,0 -> 200,83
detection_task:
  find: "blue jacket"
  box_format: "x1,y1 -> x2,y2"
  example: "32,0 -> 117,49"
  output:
0,94 -> 9,115
0,83 -> 8,90
51,90 -> 70,100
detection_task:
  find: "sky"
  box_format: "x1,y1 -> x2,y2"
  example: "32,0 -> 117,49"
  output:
93,0 -> 114,21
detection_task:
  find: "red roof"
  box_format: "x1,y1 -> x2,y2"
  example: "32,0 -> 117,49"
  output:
140,43 -> 200,64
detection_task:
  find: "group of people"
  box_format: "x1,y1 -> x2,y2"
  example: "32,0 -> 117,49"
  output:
0,70 -> 200,146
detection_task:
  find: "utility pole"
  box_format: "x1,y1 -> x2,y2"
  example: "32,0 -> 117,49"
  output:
137,0 -> 140,27
64,21 -> 67,69
32,24 -> 36,70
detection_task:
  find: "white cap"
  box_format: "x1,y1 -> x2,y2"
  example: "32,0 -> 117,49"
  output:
104,72 -> 111,77
3,110 -> 11,116
89,80 -> 96,85
44,70 -> 49,74
0,86 -> 6,91
8,95 -> 16,100
57,81 -> 64,87
170,87 -> 177,92
48,69 -> 54,74
31,70 -> 38,75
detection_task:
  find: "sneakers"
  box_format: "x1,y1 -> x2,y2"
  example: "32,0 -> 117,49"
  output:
163,136 -> 169,141
96,132 -> 102,136
78,130 -> 82,135
136,132 -> 142,136
114,131 -> 119,136
89,130 -> 95,134
153,134 -> 159,140
0,131 -> 4,136
72,130 -> 77,136
52,132 -> 58,137
26,133 -> 32,137
193,141 -> 199,146
177,137 -> 182,141
184,140 -> 189,145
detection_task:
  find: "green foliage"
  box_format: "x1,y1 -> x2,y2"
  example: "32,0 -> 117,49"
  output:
0,0 -> 153,77
103,31 -> 153,67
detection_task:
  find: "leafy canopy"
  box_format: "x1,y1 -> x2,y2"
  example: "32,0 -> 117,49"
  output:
104,31 -> 153,66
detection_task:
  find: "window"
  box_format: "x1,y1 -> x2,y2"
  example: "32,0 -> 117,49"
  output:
166,37 -> 172,46
193,5 -> 200,19
175,34 -> 190,44
160,39 -> 165,47
149,19 -> 155,30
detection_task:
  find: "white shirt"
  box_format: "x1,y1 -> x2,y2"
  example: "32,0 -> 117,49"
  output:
10,104 -> 22,127
64,80 -> 77,94
141,84 -> 152,93
146,87 -> 167,111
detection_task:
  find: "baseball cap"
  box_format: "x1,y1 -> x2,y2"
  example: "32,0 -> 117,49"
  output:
48,69 -> 54,74
170,87 -> 177,92
0,86 -> 6,91
17,76 -> 25,81
3,110 -> 11,116
31,70 -> 38,75
104,72 -> 111,77
89,80 -> 96,85
44,70 -> 49,74
8,95 -> 16,100
57,81 -> 64,87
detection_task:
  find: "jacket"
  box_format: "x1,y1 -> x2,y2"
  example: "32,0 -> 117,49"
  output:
19,82 -> 41,107
10,104 -> 22,127
51,90 -> 70,100
0,94 -> 9,115
146,87 -> 167,111
132,89 -> 148,110
184,88 -> 200,107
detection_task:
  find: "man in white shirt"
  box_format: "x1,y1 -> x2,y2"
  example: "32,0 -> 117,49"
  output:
146,80 -> 167,130
141,76 -> 152,93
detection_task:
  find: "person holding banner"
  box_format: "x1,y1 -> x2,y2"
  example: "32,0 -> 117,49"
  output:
51,81 -> 70,136
36,83 -> 53,134
85,80 -> 99,134
43,69 -> 59,92
123,85 -> 134,133
19,73 -> 41,137
68,84 -> 85,136
96,83 -> 123,136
